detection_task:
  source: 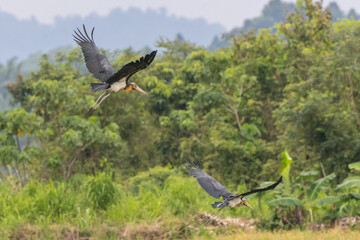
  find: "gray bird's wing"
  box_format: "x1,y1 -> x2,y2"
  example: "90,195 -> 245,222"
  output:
73,25 -> 116,82
186,159 -> 234,199
106,50 -> 157,85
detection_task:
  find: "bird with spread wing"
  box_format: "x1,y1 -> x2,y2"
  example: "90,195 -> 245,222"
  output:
73,25 -> 157,114
186,159 -> 282,220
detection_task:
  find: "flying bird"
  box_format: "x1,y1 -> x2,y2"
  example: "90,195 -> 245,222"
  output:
73,25 -> 157,113
186,159 -> 282,220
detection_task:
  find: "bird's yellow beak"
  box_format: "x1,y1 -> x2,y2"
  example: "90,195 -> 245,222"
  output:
238,199 -> 253,209
242,199 -> 254,210
133,85 -> 148,95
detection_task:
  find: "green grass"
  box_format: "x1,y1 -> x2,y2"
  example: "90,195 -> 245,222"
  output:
0,166 -> 359,239
0,166 -> 213,238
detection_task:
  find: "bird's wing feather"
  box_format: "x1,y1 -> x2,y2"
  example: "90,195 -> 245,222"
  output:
237,176 -> 282,198
73,25 -> 116,82
106,50 -> 157,85
186,159 -> 234,199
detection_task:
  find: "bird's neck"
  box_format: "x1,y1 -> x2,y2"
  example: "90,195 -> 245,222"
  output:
228,197 -> 242,208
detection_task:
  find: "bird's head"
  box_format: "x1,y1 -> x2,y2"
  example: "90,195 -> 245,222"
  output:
238,198 -> 253,210
124,83 -> 148,95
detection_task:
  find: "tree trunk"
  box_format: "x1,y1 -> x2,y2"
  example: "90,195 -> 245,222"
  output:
15,135 -> 25,185
65,146 -> 86,180
348,74 -> 360,129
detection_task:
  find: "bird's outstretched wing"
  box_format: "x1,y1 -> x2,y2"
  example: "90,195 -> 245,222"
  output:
106,50 -> 157,85
73,25 -> 116,82
237,176 -> 282,198
186,159 -> 234,199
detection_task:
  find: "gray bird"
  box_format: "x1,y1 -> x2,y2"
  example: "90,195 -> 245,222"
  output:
73,24 -> 157,114
186,159 -> 282,219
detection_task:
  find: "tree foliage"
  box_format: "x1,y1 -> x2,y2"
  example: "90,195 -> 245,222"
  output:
0,0 -> 359,189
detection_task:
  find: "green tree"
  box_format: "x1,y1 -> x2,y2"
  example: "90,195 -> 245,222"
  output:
0,108 -> 43,183
3,54 -> 125,180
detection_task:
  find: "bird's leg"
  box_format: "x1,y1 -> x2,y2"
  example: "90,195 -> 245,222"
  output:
94,91 -> 107,105
216,207 -> 230,218
206,207 -> 228,225
88,91 -> 107,113
94,92 -> 111,109
88,92 -> 111,114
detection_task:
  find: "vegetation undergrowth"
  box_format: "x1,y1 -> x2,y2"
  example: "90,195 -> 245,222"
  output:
0,166 -> 259,238
1,164 -> 359,239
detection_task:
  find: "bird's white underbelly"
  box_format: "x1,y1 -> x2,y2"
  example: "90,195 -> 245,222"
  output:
228,197 -> 242,208
110,80 -> 126,92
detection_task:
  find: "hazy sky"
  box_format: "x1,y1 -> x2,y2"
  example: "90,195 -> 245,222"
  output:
0,0 -> 359,30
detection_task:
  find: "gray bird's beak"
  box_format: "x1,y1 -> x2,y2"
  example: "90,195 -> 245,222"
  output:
242,199 -> 254,210
133,85 -> 148,95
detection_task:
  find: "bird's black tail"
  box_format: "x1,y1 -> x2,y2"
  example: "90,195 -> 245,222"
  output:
211,201 -> 226,209
91,83 -> 110,92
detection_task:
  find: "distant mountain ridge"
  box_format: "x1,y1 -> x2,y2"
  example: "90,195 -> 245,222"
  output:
0,7 -> 225,63
208,0 -> 360,50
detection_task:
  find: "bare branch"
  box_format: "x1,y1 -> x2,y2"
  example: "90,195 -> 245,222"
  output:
348,73 -> 360,130
66,145 -> 86,180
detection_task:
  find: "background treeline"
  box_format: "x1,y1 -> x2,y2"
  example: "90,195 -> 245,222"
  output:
0,0 -> 360,238
2,0 -> 359,111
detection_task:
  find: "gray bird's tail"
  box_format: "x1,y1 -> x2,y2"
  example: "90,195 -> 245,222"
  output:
91,83 -> 110,92
211,201 -> 227,209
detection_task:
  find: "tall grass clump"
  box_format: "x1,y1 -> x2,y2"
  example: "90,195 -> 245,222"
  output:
30,180 -> 78,223
0,178 -> 80,228
83,171 -> 117,211
106,166 -> 178,224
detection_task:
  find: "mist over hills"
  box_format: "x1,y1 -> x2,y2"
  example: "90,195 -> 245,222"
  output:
208,0 -> 360,50
2,1 -> 357,64
0,7 -> 225,63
